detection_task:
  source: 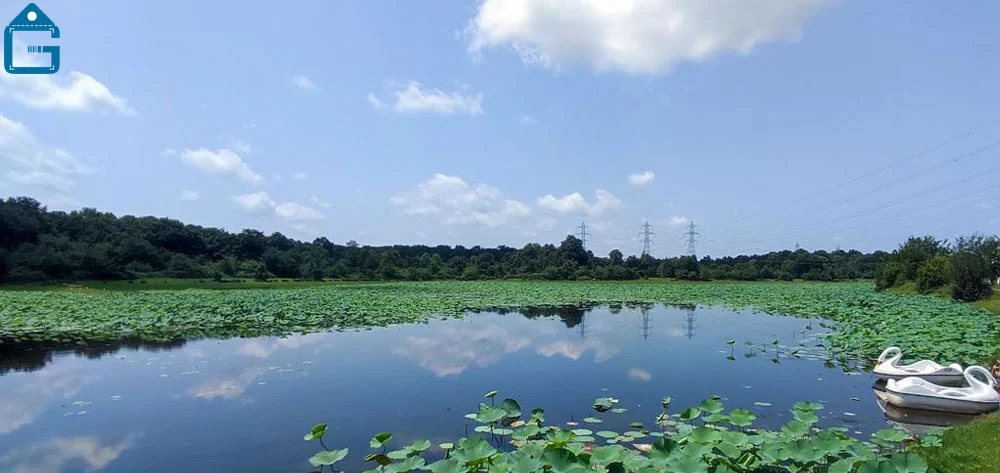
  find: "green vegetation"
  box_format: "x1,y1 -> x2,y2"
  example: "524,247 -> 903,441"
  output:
2,280 -> 997,364
305,392 -> 941,473
918,416 -> 1000,473
1,197 -> 884,283
876,235 -> 1000,302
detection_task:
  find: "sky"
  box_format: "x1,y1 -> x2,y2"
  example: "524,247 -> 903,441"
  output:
0,0 -> 998,258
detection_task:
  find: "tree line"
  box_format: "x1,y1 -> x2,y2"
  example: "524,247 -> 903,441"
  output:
875,234 -> 1000,302
1,196 -> 887,283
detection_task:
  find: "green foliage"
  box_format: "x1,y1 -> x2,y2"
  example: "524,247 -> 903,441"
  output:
0,197 -> 886,284
950,235 -> 996,302
914,256 -> 950,292
306,395 -> 932,473
2,280 -> 998,364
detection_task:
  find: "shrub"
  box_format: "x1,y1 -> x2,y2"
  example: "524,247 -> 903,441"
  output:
874,261 -> 902,291
915,255 -> 950,292
951,251 -> 992,302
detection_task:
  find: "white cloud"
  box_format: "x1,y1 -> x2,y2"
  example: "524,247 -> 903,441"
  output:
0,42 -> 134,114
628,171 -> 655,186
274,202 -> 325,221
391,174 -> 530,227
0,116 -> 90,196
232,191 -> 275,213
232,192 -> 326,221
369,81 -> 483,116
519,114 -> 538,125
288,75 -> 319,91
667,216 -> 690,227
292,172 -> 307,180
467,0 -> 832,74
536,189 -> 622,216
179,148 -> 262,184
310,195 -> 332,208
180,190 -> 201,201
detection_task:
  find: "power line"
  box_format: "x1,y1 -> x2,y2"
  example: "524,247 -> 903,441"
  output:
639,221 -> 655,255
684,221 -> 699,257
720,140 -> 1000,236
717,119 -> 1000,231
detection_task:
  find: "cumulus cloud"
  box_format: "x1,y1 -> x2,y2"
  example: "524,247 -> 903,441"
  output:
180,190 -> 201,201
178,148 -> 263,184
292,172 -> 308,180
0,42 -> 134,114
536,189 -> 621,216
0,116 -> 91,197
288,75 -> 319,91
667,216 -> 690,227
274,202 -> 325,221
467,0 -> 832,74
369,81 -> 483,115
391,174 -> 530,226
232,192 -> 326,221
628,171 -> 655,186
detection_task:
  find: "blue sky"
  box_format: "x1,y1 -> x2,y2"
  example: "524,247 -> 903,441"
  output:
1,0 -> 998,257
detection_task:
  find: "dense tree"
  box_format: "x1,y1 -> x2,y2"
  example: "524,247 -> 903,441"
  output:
0,196 -> 888,284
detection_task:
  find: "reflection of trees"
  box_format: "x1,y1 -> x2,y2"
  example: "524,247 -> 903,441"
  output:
483,305 -> 594,329
517,306 -> 591,329
0,339 -> 187,375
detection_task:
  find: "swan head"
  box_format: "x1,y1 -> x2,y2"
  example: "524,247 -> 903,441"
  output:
964,365 -> 998,388
877,347 -> 902,364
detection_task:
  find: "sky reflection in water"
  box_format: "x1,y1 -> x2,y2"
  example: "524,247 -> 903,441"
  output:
0,305 -> 895,473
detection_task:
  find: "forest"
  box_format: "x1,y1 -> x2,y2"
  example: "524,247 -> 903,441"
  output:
0,196 -> 891,283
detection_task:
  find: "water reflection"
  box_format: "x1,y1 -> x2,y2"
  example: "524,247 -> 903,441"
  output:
0,357 -> 96,434
0,435 -> 136,473
0,304 -> 935,473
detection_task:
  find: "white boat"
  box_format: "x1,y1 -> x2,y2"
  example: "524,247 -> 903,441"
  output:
873,347 -> 964,384
885,366 -> 1000,415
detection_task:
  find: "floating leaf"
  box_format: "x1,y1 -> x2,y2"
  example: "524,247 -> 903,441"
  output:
309,448 -> 348,467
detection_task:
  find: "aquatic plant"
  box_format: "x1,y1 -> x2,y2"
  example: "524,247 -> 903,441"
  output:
1,281 -> 996,363
305,392 -> 941,473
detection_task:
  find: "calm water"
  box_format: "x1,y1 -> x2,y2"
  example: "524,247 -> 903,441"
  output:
1,305 -> 901,473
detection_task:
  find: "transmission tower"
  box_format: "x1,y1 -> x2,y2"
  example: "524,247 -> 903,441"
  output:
684,221 -> 699,257
639,221 -> 655,255
577,222 -> 590,250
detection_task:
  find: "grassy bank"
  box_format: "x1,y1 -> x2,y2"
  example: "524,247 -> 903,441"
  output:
2,280 -> 998,364
919,415 -> 1000,473
0,277 -> 356,291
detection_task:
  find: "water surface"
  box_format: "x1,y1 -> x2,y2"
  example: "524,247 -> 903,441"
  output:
1,304 -> 894,473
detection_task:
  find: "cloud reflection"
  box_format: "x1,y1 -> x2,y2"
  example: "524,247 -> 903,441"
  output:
627,367 -> 652,381
237,333 -> 328,359
0,357 -> 96,435
188,366 -> 264,399
0,435 -> 136,473
392,325 -> 532,377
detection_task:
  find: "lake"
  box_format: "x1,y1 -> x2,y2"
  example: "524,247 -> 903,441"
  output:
0,304 -> 902,473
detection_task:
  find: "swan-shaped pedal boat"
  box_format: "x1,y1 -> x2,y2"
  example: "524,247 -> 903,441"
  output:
885,366 -> 1000,415
873,347 -> 964,384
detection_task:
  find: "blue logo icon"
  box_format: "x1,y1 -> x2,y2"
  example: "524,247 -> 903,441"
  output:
4,3 -> 60,74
